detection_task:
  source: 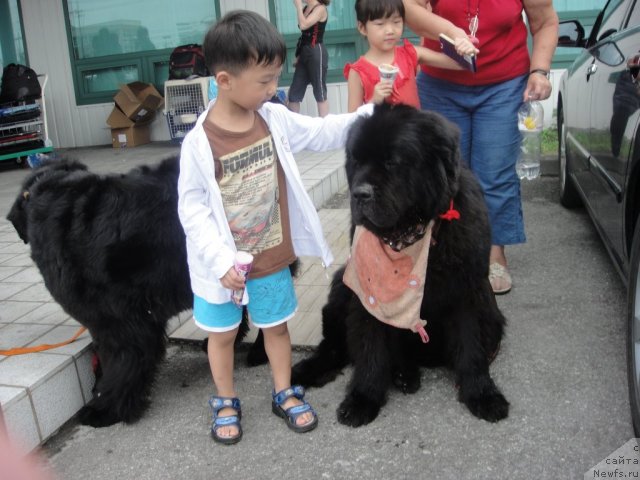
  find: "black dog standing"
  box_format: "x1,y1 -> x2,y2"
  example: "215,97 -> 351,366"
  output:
6,158 -> 193,427
5,157 -> 279,428
292,104 -> 509,426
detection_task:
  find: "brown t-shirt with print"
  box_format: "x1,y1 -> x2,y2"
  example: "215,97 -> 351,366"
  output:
203,111 -> 296,279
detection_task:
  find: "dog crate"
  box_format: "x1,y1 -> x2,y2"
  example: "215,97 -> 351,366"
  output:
164,77 -> 211,143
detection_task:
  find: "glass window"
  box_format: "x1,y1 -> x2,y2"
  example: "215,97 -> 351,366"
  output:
67,0 -> 217,59
0,0 -> 27,69
65,0 -> 220,105
598,0 -> 628,37
627,1 -> 640,27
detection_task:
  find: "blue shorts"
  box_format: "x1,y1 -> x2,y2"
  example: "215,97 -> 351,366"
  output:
193,267 -> 298,333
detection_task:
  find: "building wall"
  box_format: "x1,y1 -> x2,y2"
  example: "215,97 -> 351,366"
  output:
19,0 -> 346,149
19,0 -> 561,149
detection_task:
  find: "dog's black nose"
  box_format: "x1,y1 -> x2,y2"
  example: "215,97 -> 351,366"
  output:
352,184 -> 373,202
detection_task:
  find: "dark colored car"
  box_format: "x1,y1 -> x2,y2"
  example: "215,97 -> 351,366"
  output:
556,0 -> 640,433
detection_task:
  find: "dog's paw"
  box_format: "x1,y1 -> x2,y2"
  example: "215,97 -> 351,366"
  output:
291,358 -> 340,387
462,390 -> 509,423
392,369 -> 421,394
336,392 -> 381,427
77,404 -> 121,428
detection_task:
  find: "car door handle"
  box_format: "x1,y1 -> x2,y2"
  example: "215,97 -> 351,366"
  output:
587,64 -> 598,77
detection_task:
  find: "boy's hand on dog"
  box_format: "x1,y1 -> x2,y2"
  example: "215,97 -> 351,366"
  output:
220,267 -> 245,290
371,81 -> 393,105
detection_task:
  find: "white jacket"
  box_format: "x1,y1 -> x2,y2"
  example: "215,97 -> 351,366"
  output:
178,100 -> 372,304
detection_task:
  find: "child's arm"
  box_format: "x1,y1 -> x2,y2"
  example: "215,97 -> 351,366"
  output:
347,69 -> 393,113
347,68 -> 365,113
177,145 -> 235,280
269,102 -> 373,153
294,0 -> 326,30
414,45 -> 464,70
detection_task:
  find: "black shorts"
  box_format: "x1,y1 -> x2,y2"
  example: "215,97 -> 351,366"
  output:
288,43 -> 328,103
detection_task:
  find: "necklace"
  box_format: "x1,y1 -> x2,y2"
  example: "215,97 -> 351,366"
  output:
466,0 -> 479,41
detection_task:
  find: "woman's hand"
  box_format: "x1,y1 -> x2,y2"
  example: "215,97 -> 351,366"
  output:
371,81 -> 394,105
452,26 -> 480,56
524,72 -> 552,101
220,266 -> 245,291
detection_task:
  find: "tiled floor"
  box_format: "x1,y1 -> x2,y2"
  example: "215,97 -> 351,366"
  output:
0,142 -> 351,452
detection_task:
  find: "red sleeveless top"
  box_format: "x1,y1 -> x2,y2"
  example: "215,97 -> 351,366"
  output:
344,39 -> 420,108
421,0 -> 530,85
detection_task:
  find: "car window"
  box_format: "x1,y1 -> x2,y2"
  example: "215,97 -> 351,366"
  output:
597,0 -> 629,40
626,1 -> 639,27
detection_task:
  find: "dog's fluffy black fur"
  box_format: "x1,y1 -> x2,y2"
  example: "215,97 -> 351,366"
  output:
6,157 -> 269,427
291,104 -> 509,426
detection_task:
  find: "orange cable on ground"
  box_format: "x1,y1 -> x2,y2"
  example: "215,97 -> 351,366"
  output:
0,326 -> 87,356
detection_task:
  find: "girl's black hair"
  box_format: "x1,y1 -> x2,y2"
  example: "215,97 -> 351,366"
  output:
203,10 -> 287,75
355,0 -> 405,24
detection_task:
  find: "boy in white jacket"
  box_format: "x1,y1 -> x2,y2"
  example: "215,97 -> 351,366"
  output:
178,10 -> 371,445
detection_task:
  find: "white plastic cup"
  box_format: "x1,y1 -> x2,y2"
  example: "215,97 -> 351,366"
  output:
231,251 -> 253,305
378,64 -> 399,84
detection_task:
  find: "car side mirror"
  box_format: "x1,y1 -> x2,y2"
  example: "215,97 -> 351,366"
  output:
558,20 -> 585,47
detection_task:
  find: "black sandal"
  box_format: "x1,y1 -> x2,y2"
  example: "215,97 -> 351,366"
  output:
271,386 -> 318,433
209,396 -> 242,445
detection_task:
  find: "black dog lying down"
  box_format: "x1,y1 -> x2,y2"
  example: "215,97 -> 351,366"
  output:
292,104 -> 509,426
6,157 -> 268,427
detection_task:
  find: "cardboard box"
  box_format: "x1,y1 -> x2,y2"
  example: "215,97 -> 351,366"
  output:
113,81 -> 164,123
106,106 -> 152,148
109,125 -> 150,148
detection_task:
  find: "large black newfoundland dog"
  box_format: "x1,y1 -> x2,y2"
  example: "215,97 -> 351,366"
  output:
6,158 -> 265,427
292,104 -> 509,426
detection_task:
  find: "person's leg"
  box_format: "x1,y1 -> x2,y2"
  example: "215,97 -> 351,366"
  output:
287,46 -> 311,113
317,100 -> 329,117
469,75 -> 527,292
207,328 -> 240,439
288,101 -> 301,113
193,295 -> 242,440
309,43 -> 329,117
247,268 -> 314,428
262,323 -> 313,426
469,75 -> 527,253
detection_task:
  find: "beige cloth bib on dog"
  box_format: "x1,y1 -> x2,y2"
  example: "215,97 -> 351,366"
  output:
343,222 -> 435,343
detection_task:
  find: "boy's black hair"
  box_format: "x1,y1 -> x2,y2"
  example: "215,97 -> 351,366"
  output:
203,10 -> 286,75
355,0 -> 405,24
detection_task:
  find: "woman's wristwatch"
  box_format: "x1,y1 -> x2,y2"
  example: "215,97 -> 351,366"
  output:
530,69 -> 550,79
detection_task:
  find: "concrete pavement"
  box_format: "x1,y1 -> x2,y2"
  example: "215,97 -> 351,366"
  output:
43,165 -> 637,479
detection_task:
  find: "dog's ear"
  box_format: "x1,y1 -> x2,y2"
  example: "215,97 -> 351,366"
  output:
7,194 -> 29,243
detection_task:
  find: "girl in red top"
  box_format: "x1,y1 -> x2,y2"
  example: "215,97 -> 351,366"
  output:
345,0 -> 461,112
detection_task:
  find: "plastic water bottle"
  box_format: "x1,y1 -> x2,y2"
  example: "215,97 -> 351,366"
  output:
516,100 -> 543,180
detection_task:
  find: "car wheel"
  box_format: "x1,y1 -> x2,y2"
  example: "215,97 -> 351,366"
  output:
628,219 -> 640,436
558,103 -> 582,208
